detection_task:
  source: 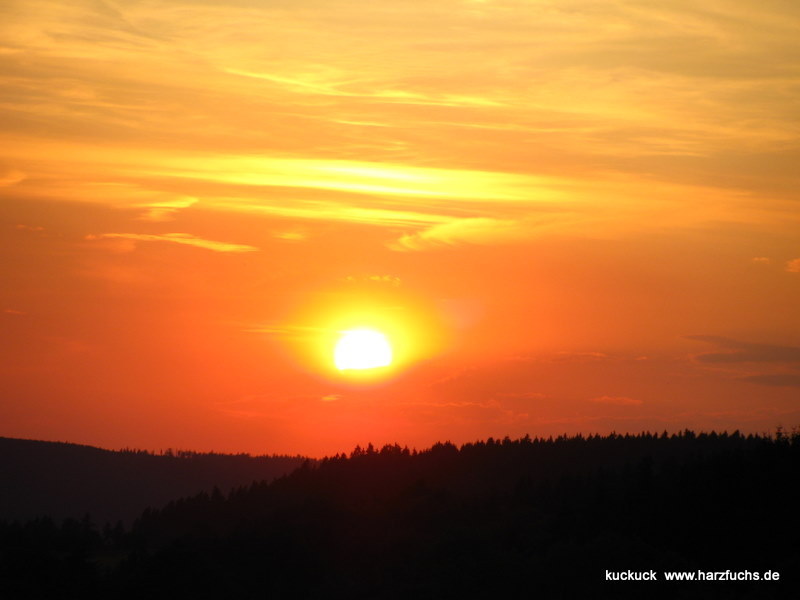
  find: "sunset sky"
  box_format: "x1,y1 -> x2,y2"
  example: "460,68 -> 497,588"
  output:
2,0 -> 799,456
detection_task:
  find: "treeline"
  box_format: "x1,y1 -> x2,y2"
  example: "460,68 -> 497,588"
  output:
1,430 -> 798,599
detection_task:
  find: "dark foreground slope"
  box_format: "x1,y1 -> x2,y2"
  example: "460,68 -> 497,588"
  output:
1,431 -> 798,599
0,437 -> 306,524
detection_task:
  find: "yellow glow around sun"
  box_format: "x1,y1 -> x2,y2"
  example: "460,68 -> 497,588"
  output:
334,329 -> 393,371
282,282 -> 448,381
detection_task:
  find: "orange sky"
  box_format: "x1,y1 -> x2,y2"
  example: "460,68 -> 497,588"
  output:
2,0 -> 799,456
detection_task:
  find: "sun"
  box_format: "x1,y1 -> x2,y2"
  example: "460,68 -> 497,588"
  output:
334,329 -> 393,371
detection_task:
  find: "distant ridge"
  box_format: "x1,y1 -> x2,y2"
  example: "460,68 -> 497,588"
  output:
0,436 -> 307,525
1,431 -> 797,598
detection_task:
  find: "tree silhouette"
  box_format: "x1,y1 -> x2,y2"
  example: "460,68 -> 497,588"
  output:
1,430 -> 797,599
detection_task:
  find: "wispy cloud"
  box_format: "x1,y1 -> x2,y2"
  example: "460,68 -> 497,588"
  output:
590,395 -> 643,406
86,233 -> 258,253
0,169 -> 25,186
686,335 -> 800,364
135,197 -> 198,223
552,352 -> 609,362
391,218 -> 524,251
2,0 -> 799,245
273,231 -> 307,242
787,258 -> 800,273
687,336 -> 800,390
224,67 -> 505,108
247,324 -> 333,338
741,374 -> 800,388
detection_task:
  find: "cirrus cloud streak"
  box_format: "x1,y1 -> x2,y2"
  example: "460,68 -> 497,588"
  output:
86,233 -> 258,253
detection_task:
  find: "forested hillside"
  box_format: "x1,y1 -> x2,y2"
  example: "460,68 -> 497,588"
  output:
1,431 -> 798,599
0,437 -> 306,524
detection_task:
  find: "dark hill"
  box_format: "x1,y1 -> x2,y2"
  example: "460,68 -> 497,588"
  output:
0,437 -> 306,525
1,431 -> 798,599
